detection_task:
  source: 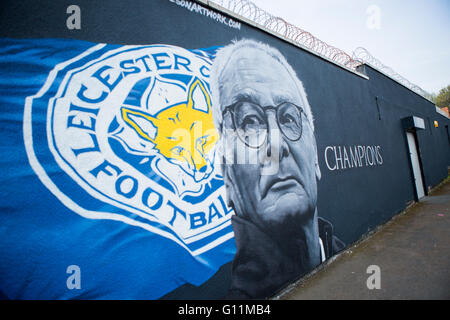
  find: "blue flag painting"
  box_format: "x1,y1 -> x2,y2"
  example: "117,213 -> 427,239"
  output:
0,38 -> 236,299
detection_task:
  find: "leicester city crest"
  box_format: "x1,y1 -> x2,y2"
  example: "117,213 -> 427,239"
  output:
24,44 -> 234,255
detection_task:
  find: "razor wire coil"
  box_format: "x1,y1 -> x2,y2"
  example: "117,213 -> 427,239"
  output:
208,0 -> 430,100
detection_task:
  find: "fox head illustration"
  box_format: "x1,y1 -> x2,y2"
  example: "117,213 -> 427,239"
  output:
121,79 -> 219,182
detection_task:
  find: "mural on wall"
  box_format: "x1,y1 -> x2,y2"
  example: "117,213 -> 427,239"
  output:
2,0 -> 449,301
1,40 -> 237,299
209,39 -> 345,299
0,36 -> 345,299
26,44 -> 234,255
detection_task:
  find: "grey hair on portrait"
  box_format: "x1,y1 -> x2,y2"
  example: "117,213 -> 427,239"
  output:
209,38 -> 315,135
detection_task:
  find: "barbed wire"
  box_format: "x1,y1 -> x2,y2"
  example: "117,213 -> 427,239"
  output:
209,0 -> 361,69
352,47 -> 430,98
207,0 -> 431,100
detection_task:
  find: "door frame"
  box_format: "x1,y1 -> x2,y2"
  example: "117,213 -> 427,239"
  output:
404,129 -> 427,201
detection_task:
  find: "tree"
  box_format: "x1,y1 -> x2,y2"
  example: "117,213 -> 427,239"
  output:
434,85 -> 450,109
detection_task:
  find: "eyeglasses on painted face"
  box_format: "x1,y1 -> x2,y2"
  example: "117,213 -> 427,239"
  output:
222,101 -> 306,149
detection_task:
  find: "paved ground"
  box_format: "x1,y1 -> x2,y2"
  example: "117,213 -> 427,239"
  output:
277,175 -> 450,300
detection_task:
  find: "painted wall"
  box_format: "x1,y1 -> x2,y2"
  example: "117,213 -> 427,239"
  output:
0,0 -> 448,299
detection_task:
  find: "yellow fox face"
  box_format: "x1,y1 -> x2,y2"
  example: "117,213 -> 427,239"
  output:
121,79 -> 218,182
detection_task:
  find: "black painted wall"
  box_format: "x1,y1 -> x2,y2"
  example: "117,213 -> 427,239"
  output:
1,0 -> 449,297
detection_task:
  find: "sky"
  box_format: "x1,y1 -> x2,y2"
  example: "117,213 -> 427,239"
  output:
250,0 -> 450,95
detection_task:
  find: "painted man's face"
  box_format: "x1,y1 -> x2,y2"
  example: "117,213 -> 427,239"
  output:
220,48 -> 320,232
